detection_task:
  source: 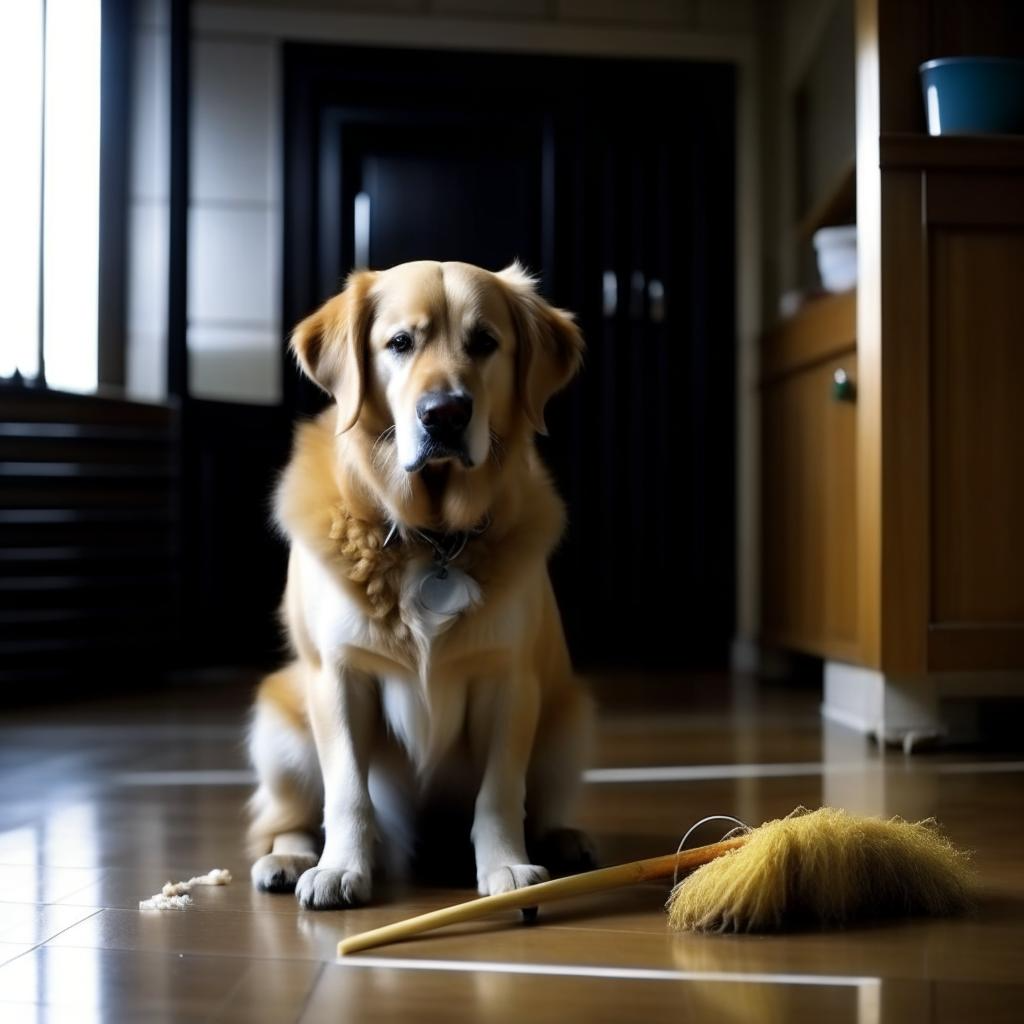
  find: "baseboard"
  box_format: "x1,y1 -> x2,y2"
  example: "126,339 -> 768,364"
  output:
823,660 -> 1024,752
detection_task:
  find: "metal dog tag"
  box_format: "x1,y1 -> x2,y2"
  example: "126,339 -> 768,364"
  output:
418,566 -> 475,617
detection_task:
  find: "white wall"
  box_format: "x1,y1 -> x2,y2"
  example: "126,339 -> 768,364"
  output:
125,0 -> 171,402
758,0 -> 854,317
187,35 -> 281,403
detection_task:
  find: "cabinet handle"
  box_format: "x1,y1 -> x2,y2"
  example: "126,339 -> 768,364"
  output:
832,367 -> 856,402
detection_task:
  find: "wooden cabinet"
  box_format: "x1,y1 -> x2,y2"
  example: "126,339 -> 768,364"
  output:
760,0 -> 1024,682
761,293 -> 859,662
930,227 -> 1024,630
763,149 -> 1024,676
867,151 -> 1024,673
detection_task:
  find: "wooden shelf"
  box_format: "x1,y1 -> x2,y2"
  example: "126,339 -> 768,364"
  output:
880,132 -> 1024,171
761,289 -> 856,382
796,161 -> 856,241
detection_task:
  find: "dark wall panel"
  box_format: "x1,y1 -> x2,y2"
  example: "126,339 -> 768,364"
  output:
0,389 -> 180,697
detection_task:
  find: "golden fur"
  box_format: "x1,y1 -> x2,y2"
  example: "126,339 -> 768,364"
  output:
247,261 -> 594,908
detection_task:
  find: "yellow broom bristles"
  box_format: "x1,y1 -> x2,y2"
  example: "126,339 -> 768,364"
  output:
667,806 -> 974,933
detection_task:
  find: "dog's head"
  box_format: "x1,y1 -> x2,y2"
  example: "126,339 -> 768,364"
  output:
290,261 -> 583,474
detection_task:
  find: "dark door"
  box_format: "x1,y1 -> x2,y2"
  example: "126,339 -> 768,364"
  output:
281,45 -> 735,670
331,119 -> 544,275
550,87 -> 736,667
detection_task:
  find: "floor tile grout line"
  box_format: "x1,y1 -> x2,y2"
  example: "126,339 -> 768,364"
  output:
328,955 -> 884,988
52,868 -> 113,906
86,758 -> 1024,789
20,936 -> 333,966
208,955 -> 326,1021
0,908 -> 105,971
21,936 -> 927,991
0,945 -> 35,969
6,901 -> 695,930
293,962 -> 327,1024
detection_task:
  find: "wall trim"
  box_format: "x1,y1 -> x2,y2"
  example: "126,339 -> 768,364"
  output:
194,5 -> 754,62
822,659 -> 1024,753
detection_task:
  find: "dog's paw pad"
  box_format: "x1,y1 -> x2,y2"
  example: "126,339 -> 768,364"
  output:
479,863 -> 549,897
535,827 -> 598,875
251,853 -> 318,893
295,866 -> 371,910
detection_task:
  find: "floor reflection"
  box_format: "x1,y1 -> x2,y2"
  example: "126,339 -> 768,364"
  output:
0,676 -> 1021,1022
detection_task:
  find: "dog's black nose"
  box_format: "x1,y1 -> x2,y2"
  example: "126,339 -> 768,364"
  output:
416,391 -> 473,438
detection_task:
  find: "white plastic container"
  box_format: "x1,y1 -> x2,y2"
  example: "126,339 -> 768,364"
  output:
813,224 -> 858,292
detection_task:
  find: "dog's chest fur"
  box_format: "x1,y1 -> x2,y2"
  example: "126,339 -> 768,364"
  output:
301,531 -> 469,663
297,531 -> 485,769
275,414 -> 559,771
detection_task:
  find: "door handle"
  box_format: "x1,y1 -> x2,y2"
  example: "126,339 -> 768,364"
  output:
602,271 -> 618,318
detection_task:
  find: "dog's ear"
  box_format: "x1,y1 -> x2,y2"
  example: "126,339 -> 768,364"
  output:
497,263 -> 584,435
290,270 -> 377,433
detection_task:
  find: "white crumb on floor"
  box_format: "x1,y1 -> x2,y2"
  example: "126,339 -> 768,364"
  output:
138,868 -> 233,911
162,868 -> 233,896
139,893 -> 193,911
160,880 -> 192,897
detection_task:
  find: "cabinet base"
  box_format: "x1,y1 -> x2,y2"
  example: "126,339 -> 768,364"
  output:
822,661 -> 1024,752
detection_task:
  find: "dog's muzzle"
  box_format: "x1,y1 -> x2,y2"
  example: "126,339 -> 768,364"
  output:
407,390 -> 473,471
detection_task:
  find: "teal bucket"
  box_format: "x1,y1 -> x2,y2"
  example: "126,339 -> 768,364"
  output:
920,57 -> 1024,136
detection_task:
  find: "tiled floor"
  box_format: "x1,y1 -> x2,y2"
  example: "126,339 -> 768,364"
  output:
0,675 -> 1022,1022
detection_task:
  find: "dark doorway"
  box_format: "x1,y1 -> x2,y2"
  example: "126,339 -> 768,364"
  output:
274,45 -> 736,669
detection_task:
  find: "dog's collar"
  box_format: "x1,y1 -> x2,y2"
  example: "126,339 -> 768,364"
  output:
382,516 -> 490,573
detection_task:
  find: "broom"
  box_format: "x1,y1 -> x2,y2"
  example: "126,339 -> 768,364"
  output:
337,807 -> 974,956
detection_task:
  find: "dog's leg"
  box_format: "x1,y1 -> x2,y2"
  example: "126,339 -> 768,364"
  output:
252,831 -> 320,893
469,675 -> 550,897
527,684 -> 597,874
295,664 -> 377,909
248,670 -> 322,893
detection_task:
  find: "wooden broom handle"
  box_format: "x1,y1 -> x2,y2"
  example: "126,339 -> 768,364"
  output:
338,834 -> 748,956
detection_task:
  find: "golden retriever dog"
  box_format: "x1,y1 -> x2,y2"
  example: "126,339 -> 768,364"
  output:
247,260 -> 595,909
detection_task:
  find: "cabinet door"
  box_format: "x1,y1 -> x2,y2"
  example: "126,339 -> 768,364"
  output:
762,353 -> 858,659
929,220 -> 1024,669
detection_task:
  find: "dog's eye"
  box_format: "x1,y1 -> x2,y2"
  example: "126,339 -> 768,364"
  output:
387,332 -> 414,355
466,329 -> 498,358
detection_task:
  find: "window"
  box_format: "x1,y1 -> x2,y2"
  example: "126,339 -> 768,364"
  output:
0,0 -> 103,393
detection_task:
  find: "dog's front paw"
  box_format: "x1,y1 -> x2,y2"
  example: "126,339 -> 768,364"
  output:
478,863 -> 550,897
295,866 -> 371,910
251,853 -> 318,893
